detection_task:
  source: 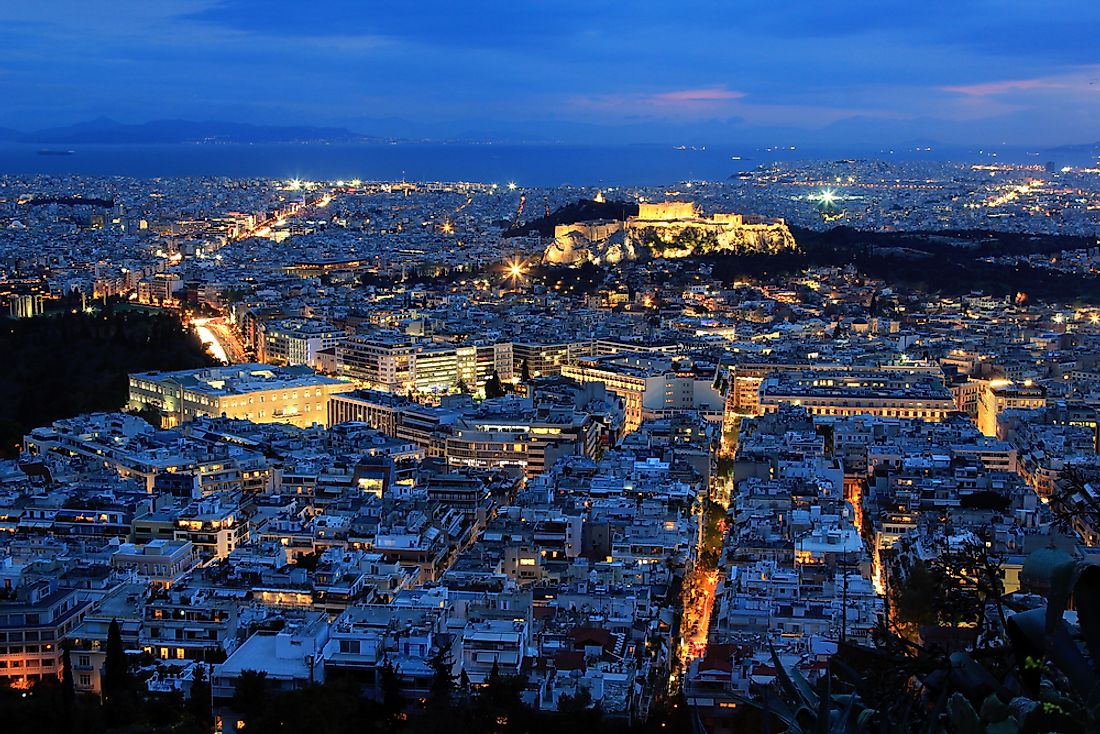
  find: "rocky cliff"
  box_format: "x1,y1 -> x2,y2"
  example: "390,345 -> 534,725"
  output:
544,215 -> 798,265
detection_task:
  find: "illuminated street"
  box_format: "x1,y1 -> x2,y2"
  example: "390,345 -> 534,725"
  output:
191,317 -> 243,364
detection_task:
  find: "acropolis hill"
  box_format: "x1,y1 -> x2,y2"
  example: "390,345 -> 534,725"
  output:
543,200 -> 798,265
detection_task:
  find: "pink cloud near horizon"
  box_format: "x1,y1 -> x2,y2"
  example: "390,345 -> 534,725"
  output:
649,87 -> 747,105
569,86 -> 747,113
942,78 -> 1066,96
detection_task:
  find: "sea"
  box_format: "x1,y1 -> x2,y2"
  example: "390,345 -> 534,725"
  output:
0,142 -> 1093,186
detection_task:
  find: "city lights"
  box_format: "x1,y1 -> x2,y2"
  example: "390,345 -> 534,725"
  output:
8,1 -> 1100,729
504,257 -> 527,283
3,90 -> 1100,734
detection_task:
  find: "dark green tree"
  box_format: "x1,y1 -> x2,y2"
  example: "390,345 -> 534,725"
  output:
232,670 -> 269,730
557,686 -> 601,728
379,657 -> 405,728
189,664 -> 213,734
60,641 -> 75,733
483,370 -> 506,399
425,644 -> 458,733
128,403 -> 165,429
894,558 -> 936,627
519,359 -> 531,383
478,660 -> 525,732
428,645 -> 455,707
102,617 -> 135,727
459,668 -> 471,696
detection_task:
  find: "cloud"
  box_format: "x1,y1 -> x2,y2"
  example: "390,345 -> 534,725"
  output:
570,87 -> 747,116
3,1 -> 1100,144
650,87 -> 747,105
942,78 -> 1066,97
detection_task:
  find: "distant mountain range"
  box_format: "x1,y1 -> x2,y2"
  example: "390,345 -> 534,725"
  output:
0,117 -> 373,144
1047,141 -> 1100,154
0,116 -> 1097,152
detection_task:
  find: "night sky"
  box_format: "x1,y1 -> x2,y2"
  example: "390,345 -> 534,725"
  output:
2,1 -> 1098,145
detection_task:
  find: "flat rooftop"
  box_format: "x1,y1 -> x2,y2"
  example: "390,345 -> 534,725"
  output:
133,364 -> 348,395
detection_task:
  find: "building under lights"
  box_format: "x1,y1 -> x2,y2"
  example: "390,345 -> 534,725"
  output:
977,379 -> 1048,437
0,579 -> 92,688
336,333 -> 511,394
560,353 -> 724,433
259,318 -> 347,368
128,364 -> 353,429
757,368 -> 956,421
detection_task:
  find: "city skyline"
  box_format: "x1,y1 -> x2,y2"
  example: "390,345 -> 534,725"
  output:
2,1 -> 1100,146
3,5 -> 1100,733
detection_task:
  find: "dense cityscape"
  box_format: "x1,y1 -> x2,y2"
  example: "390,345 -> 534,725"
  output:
0,153 -> 1098,733
4,0 -> 1100,731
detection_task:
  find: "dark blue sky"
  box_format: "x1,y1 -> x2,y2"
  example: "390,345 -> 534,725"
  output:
2,1 -> 1098,145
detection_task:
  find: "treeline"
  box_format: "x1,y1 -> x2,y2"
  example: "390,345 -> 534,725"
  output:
0,303 -> 215,457
702,226 -> 1100,303
790,225 -> 1096,259
504,200 -> 640,238
26,196 -> 115,208
0,620 -> 212,734
224,657 -> 660,734
0,644 -> 688,734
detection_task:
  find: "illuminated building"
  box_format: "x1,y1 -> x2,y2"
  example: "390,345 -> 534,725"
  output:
110,539 -> 199,588
337,334 -> 509,394
545,200 -> 796,265
136,273 -> 183,305
977,380 -> 1047,437
128,364 -> 353,428
0,579 -> 91,687
141,587 -> 239,662
757,369 -> 955,421
259,318 -> 346,368
561,353 -> 723,433
726,363 -> 945,416
328,389 -> 460,455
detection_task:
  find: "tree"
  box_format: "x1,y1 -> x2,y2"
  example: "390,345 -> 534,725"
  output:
1048,464 -> 1100,541
891,536 -> 1005,649
129,403 -> 164,429
102,617 -> 135,726
379,657 -> 406,727
519,359 -> 531,383
483,370 -> 506,399
425,644 -> 457,733
556,686 -> 601,728
478,660 -> 525,732
427,645 -> 455,708
232,670 -> 269,729
189,664 -> 213,734
60,642 -> 75,733
458,668 -> 471,696
893,558 -> 936,629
